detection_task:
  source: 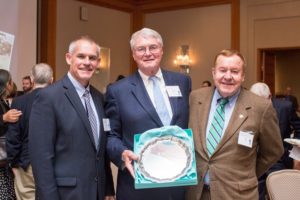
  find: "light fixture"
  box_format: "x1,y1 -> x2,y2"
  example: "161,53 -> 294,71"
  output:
174,45 -> 192,74
95,47 -> 110,74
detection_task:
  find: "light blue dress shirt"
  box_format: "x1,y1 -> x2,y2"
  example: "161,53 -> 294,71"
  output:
204,88 -> 240,185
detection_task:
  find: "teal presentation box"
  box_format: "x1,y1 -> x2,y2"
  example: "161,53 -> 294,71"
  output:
134,126 -> 198,189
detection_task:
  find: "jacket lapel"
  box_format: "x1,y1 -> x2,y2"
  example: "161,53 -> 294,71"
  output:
130,72 -> 162,126
162,71 -> 178,125
62,76 -> 98,150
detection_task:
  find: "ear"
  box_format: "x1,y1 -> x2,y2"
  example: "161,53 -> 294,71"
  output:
65,53 -> 72,65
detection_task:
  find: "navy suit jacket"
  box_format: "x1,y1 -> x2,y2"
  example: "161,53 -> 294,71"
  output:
105,70 -> 191,200
6,88 -> 42,170
29,75 -> 114,200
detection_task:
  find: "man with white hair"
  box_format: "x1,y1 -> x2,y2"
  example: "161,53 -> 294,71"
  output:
6,63 -> 53,200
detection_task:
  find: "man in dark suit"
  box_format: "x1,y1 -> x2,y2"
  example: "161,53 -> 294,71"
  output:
250,82 -> 300,200
6,63 -> 53,200
28,36 -> 114,200
105,28 -> 191,200
186,50 -> 283,200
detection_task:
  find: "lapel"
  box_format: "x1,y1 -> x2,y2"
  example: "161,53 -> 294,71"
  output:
213,89 -> 250,156
162,70 -> 178,125
130,72 -> 162,126
62,76 -> 98,151
194,88 -> 215,158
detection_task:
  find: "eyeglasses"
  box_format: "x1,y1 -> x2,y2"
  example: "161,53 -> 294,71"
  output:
134,45 -> 161,55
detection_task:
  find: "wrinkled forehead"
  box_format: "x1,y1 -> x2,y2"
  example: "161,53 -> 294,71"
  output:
215,55 -> 245,70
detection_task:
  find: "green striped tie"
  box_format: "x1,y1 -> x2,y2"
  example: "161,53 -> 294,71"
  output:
207,98 -> 229,157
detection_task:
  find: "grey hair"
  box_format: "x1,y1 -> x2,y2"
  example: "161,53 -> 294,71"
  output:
68,36 -> 100,57
250,82 -> 271,99
30,63 -> 53,85
130,28 -> 163,50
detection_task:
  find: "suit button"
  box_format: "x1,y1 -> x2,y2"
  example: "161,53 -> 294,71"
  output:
94,177 -> 98,182
96,157 -> 100,161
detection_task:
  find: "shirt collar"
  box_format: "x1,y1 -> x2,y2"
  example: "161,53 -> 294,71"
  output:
138,68 -> 163,82
67,72 -> 90,97
214,88 -> 241,107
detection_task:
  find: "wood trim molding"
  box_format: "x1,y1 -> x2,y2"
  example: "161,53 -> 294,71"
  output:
76,0 -> 135,12
39,0 -> 57,79
231,0 -> 240,50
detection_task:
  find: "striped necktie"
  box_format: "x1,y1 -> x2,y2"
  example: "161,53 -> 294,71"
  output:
149,76 -> 171,126
207,98 -> 229,157
83,89 -> 99,149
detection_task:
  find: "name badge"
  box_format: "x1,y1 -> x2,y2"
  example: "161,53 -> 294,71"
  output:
102,118 -> 111,131
238,131 -> 254,148
166,86 -> 182,97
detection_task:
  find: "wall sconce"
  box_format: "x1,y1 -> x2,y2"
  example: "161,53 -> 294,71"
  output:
174,45 -> 192,74
95,47 -> 110,74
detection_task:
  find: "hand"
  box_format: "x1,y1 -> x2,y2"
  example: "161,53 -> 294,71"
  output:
121,150 -> 138,178
293,159 -> 300,170
3,109 -> 22,123
104,196 -> 115,200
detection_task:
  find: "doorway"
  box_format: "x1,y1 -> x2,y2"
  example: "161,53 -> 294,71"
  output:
258,48 -> 300,101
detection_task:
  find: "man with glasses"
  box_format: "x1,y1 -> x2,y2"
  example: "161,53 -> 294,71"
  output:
105,28 -> 191,200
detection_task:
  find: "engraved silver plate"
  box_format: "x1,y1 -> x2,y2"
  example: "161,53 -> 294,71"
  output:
137,136 -> 192,183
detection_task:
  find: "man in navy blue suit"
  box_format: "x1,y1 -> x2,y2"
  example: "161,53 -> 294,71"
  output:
29,36 -> 114,200
250,82 -> 300,200
105,28 -> 191,200
6,63 -> 53,200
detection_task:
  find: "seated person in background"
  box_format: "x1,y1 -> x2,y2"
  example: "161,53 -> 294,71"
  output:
201,80 -> 211,87
250,82 -> 300,200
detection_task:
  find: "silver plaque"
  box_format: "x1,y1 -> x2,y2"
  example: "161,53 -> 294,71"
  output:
137,136 -> 192,183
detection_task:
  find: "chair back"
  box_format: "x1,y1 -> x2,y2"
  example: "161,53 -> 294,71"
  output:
266,169 -> 300,200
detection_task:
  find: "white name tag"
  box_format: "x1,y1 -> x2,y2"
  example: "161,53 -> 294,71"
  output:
102,118 -> 111,131
238,131 -> 254,148
166,86 -> 182,97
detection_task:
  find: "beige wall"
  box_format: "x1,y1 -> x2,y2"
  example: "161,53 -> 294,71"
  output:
56,0 -> 131,92
145,4 -> 231,90
0,0 -> 37,89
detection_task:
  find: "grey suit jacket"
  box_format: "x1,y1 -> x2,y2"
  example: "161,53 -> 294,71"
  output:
29,75 -> 114,200
186,87 -> 283,200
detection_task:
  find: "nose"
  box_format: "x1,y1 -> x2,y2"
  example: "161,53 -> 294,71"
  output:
224,71 -> 232,79
83,56 -> 91,64
144,47 -> 152,56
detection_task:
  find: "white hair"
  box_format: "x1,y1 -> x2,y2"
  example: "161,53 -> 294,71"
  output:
30,63 -> 53,85
250,82 -> 271,99
130,28 -> 163,50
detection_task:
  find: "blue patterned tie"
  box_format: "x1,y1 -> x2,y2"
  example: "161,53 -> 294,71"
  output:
207,98 -> 228,157
149,76 -> 171,126
83,90 -> 99,149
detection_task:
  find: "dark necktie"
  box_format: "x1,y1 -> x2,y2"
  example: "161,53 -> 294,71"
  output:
83,89 -> 99,149
206,98 -> 229,157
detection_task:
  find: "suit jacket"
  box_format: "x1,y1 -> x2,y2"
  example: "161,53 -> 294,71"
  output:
186,87 -> 283,200
6,88 -> 41,170
29,75 -> 114,200
105,70 -> 191,200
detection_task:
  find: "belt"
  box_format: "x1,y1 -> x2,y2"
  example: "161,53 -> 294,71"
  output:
203,184 -> 210,190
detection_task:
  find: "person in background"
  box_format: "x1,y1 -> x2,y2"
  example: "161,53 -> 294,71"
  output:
22,76 -> 33,94
201,80 -> 212,87
105,27 -> 191,200
285,86 -> 300,113
250,82 -> 300,200
28,36 -> 115,200
6,63 -> 53,200
0,69 -> 22,200
186,49 -> 283,200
